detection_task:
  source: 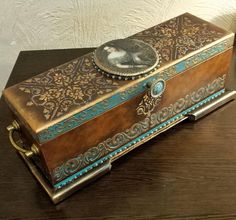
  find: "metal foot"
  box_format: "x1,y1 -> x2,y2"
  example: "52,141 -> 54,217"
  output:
188,90 -> 236,121
19,152 -> 111,204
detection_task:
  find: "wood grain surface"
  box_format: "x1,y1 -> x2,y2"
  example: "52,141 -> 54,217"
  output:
0,47 -> 236,220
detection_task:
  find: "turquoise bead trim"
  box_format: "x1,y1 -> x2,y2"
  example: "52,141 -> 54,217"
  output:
38,40 -> 229,143
54,88 -> 225,189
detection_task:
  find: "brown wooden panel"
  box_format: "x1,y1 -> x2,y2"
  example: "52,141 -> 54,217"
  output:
39,49 -> 233,182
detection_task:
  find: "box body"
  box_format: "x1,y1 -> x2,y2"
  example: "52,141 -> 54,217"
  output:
3,13 -> 234,191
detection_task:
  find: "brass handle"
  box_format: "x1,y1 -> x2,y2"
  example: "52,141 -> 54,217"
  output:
7,120 -> 39,158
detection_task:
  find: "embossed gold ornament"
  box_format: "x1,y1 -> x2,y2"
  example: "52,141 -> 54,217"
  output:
137,79 -> 166,116
18,55 -> 120,120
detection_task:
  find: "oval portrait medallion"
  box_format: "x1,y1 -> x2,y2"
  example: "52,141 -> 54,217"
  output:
94,38 -> 160,80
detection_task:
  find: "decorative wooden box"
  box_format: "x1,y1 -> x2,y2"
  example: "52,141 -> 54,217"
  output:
3,13 -> 236,203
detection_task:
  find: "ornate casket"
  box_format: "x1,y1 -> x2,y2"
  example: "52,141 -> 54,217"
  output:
3,13 -> 235,203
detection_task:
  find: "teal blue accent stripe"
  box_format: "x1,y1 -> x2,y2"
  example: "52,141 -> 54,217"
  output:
175,62 -> 186,73
38,87 -> 145,142
54,89 -> 225,189
38,40 -> 228,143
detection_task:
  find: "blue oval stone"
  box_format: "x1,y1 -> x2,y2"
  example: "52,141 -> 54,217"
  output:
153,81 -> 164,96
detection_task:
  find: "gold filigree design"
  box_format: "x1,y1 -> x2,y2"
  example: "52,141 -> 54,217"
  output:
137,79 -> 165,116
18,55 -> 120,120
136,93 -> 161,117
131,14 -> 225,63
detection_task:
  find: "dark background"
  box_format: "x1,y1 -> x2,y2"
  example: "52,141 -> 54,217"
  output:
0,46 -> 236,220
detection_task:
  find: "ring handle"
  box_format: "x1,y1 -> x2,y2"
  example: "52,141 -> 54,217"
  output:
7,120 -> 39,158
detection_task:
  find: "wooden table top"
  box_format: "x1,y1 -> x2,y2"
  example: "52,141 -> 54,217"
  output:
0,47 -> 236,220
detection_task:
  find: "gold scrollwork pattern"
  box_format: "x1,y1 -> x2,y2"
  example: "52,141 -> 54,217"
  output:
52,75 -> 225,183
136,92 -> 161,117
53,118 -> 150,182
131,14 -> 225,63
18,54 -> 120,120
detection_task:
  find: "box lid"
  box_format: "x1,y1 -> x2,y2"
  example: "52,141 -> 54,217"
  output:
3,13 -> 234,144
